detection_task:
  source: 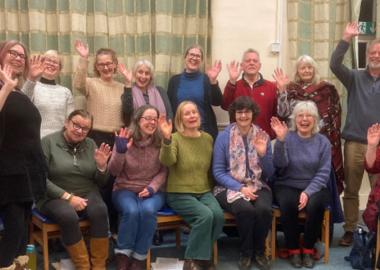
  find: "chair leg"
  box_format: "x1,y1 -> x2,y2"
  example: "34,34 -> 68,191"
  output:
42,226 -> 49,270
265,232 -> 271,258
175,228 -> 181,249
322,210 -> 330,263
271,215 -> 277,261
146,249 -> 151,270
213,241 -> 218,265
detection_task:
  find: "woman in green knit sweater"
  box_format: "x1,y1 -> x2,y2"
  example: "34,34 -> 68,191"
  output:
159,101 -> 224,270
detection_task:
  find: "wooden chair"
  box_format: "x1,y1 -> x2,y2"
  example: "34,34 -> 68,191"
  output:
29,209 -> 90,270
271,207 -> 330,263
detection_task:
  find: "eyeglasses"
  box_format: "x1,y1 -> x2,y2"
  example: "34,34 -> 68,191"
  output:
140,116 -> 158,123
96,62 -> 114,69
187,53 -> 202,59
236,110 -> 252,115
8,50 -> 26,60
70,120 -> 91,133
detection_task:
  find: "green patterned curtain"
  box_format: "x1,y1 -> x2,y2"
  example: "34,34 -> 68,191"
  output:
287,0 -> 350,122
0,0 -> 210,102
377,0 -> 380,38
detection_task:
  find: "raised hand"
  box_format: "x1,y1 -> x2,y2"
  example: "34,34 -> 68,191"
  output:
226,60 -> 242,84
158,115 -> 172,140
94,143 -> 111,171
118,63 -> 133,87
270,117 -> 288,141
0,64 -> 18,90
114,127 -> 133,153
343,22 -> 359,42
28,55 -> 45,81
367,123 -> 380,148
207,60 -> 222,84
74,40 -> 89,58
272,67 -> 289,93
252,130 -> 269,157
298,192 -> 308,210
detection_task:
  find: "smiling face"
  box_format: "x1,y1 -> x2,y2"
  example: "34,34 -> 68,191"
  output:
3,44 -> 26,77
297,62 -> 315,83
138,108 -> 158,137
241,51 -> 261,77
367,43 -> 380,70
63,115 -> 92,144
295,111 -> 316,138
95,54 -> 116,81
135,64 -> 152,90
43,54 -> 61,80
235,108 -> 253,131
184,47 -> 203,73
181,103 -> 201,130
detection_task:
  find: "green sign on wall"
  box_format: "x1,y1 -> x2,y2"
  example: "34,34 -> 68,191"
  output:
359,21 -> 376,35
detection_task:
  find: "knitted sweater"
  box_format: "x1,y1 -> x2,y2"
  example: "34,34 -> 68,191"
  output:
22,79 -> 74,138
273,131 -> 331,196
108,138 -> 167,193
37,131 -> 108,208
159,132 -> 214,193
73,57 -> 124,132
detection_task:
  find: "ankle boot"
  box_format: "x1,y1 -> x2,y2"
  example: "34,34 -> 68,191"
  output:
0,263 -> 16,270
115,254 -> 131,270
129,258 -> 144,270
14,255 -> 28,270
66,239 -> 90,270
89,237 -> 109,270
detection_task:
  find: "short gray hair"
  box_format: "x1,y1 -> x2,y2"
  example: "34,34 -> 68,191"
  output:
289,100 -> 320,134
242,48 -> 260,62
133,59 -> 155,84
294,55 -> 320,84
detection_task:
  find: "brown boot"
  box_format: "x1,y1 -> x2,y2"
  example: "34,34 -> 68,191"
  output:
129,258 -> 144,270
115,254 -> 131,270
66,239 -> 90,270
89,237 -> 109,270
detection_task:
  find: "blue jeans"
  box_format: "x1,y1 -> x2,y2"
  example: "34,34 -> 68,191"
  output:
112,189 -> 165,259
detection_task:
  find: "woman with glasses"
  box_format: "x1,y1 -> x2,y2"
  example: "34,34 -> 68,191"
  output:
109,105 -> 167,270
120,59 -> 172,127
36,109 -> 111,270
167,45 -> 223,140
213,96 -> 273,270
22,50 -> 74,138
0,40 -> 47,270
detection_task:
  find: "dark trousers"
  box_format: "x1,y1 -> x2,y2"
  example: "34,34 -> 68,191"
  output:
0,202 -> 32,267
41,191 -> 109,245
216,188 -> 272,257
275,185 -> 330,249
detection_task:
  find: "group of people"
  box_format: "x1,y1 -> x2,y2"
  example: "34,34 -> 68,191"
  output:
0,20 -> 380,270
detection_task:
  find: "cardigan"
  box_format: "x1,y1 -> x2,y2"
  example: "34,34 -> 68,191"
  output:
37,131 -> 108,208
22,79 -> 74,138
167,72 -> 222,140
159,132 -> 214,193
0,88 -> 46,205
73,57 -> 124,132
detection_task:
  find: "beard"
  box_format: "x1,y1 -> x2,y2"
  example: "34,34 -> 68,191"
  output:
368,60 -> 380,69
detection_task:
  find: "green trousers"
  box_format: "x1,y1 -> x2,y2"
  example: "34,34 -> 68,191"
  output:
167,192 -> 224,260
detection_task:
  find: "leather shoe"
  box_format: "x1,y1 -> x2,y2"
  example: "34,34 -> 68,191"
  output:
302,254 -> 315,268
255,254 -> 271,270
289,254 -> 302,268
339,231 -> 353,246
238,255 -> 252,270
115,254 -> 130,270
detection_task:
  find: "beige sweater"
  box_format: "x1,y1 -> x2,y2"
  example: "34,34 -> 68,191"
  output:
73,57 -> 124,132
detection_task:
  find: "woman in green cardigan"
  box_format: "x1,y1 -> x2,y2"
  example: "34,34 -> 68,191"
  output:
158,101 -> 224,270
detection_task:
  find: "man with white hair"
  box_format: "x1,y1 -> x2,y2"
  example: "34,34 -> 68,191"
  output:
330,22 -> 380,246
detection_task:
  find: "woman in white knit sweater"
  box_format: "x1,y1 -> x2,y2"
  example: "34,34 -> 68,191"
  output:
22,50 -> 74,138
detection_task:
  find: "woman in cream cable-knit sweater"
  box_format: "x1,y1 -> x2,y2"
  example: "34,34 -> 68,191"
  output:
74,40 -> 129,146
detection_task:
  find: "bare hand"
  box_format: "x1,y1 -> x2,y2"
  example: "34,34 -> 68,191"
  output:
298,192 -> 308,210
158,115 -> 172,140
226,60 -> 242,84
94,143 -> 111,171
28,55 -> 45,81
272,67 -> 289,93
367,123 -> 380,148
118,63 -> 133,87
70,195 -> 88,211
207,60 -> 222,84
0,64 -> 18,90
253,130 -> 269,157
343,22 -> 359,42
271,117 -> 288,141
138,188 -> 150,198
240,186 -> 258,201
74,40 -> 89,58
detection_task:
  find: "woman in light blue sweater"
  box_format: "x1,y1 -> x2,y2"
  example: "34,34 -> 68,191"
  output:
271,101 -> 331,269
